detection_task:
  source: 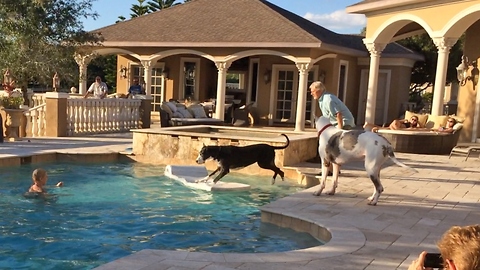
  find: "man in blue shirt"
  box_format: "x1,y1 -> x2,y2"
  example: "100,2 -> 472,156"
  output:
127,78 -> 145,98
310,81 -> 355,176
310,81 -> 355,130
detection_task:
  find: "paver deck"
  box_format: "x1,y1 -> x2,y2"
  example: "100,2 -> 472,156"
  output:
1,134 -> 479,270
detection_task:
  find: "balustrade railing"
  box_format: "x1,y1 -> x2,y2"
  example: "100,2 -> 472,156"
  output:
67,98 -> 142,136
24,103 -> 47,137
27,93 -> 46,108
23,94 -> 144,137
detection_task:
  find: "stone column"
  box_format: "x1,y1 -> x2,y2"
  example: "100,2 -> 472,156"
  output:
214,61 -> 231,121
294,62 -> 311,131
141,60 -> 152,98
74,52 -> 95,95
45,92 -> 69,137
431,37 -> 457,116
140,99 -> 152,128
363,42 -> 386,125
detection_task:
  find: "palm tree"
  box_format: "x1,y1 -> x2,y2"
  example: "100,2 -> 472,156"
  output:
131,0 -> 150,18
147,0 -> 180,12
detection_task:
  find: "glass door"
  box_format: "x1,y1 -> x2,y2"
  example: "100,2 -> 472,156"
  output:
274,69 -> 297,122
132,65 -> 165,112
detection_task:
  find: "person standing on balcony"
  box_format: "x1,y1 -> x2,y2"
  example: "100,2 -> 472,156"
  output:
126,78 -> 145,98
84,76 -> 107,99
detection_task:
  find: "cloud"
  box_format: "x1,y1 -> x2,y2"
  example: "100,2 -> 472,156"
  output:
304,10 -> 366,34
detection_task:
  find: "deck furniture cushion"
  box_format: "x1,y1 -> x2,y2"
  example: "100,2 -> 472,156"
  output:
177,107 -> 193,118
165,101 -> 177,113
404,111 -> 429,127
187,104 -> 208,118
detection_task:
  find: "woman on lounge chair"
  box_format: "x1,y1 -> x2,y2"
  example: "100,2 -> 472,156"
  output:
364,116 -> 420,133
436,117 -> 456,133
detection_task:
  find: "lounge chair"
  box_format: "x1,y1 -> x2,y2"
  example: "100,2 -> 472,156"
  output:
449,144 -> 480,160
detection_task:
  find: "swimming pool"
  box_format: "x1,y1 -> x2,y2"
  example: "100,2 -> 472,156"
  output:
0,162 -> 321,269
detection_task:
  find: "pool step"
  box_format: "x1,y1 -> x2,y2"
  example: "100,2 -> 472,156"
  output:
283,162 -> 321,188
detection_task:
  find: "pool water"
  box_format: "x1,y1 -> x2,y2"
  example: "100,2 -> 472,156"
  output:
0,162 -> 321,270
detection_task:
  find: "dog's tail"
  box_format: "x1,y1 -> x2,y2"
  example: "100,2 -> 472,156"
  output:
386,147 -> 418,173
273,134 -> 290,150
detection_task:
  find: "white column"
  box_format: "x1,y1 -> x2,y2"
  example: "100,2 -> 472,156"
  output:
73,52 -> 95,95
363,42 -> 386,125
141,60 -> 152,98
214,61 -> 231,121
431,37 -> 457,116
294,62 -> 311,132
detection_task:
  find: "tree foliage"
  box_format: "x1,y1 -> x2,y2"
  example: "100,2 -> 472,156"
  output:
397,33 -> 464,93
0,0 -> 99,89
131,0 -> 150,18
118,0 -> 187,20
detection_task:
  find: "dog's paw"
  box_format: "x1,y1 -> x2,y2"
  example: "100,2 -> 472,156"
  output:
313,191 -> 322,196
367,201 -> 377,206
325,189 -> 336,195
195,176 -> 210,183
271,178 -> 275,185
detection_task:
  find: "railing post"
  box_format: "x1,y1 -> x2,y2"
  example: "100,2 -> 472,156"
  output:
140,98 -> 152,128
45,92 -> 69,137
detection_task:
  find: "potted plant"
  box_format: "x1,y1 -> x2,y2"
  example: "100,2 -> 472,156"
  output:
1,79 -> 25,141
1,87 -> 24,109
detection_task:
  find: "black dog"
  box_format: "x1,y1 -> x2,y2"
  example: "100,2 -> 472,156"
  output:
195,134 -> 290,184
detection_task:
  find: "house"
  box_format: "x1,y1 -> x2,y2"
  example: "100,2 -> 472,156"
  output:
75,0 -> 422,131
347,0 -> 480,142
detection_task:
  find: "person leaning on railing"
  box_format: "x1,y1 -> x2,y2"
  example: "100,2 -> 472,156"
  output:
126,78 -> 145,99
84,76 -> 107,99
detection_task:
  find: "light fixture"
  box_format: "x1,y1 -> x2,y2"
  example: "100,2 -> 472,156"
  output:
456,55 -> 480,89
119,65 -> 128,79
263,69 -> 271,84
52,72 -> 60,92
162,67 -> 169,79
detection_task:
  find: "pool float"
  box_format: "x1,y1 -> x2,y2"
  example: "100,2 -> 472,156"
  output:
164,165 -> 250,191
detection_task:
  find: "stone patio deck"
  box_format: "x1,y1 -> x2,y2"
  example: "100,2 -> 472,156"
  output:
1,134 -> 479,270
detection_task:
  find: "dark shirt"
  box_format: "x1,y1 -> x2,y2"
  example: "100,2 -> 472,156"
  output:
128,84 -> 144,95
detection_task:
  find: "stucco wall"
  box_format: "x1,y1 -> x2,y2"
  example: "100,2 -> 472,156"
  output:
364,1 -> 480,39
457,20 -> 480,142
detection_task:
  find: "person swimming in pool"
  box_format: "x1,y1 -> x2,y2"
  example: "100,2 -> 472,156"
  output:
24,168 -> 63,198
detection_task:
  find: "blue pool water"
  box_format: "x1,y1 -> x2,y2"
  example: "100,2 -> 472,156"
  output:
0,162 -> 321,270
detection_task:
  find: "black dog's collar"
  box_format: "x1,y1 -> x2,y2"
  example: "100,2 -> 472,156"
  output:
317,123 -> 333,137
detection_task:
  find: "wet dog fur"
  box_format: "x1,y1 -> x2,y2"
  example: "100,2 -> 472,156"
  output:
195,134 -> 290,184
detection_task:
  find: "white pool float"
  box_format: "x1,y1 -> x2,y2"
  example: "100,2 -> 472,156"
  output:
164,165 -> 250,191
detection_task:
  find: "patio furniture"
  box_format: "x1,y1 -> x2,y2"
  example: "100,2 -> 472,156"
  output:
375,111 -> 464,154
159,101 -> 224,127
232,102 -> 259,127
449,145 -> 480,160
377,128 -> 461,155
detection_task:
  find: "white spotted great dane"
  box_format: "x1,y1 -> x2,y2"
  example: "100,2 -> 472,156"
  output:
314,116 -> 417,205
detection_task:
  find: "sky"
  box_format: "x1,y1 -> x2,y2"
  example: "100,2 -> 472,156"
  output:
82,0 -> 366,34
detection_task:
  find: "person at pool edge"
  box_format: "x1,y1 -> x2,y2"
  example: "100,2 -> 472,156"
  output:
310,81 -> 355,176
28,168 -> 63,194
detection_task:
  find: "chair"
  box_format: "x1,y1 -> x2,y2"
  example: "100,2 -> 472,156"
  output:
449,145 -> 480,161
232,102 -> 258,127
